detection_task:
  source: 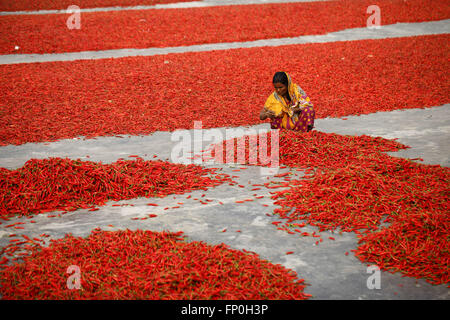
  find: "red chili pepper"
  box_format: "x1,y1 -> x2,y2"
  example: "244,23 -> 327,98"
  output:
0,158 -> 232,220
0,229 -> 312,299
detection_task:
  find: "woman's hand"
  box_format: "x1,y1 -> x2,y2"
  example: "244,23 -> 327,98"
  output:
291,102 -> 303,114
260,108 -> 277,120
266,109 -> 277,119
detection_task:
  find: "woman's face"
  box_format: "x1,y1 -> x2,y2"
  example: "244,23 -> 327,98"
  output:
273,82 -> 288,97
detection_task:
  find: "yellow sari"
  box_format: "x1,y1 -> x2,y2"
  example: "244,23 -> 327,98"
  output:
264,72 -> 315,131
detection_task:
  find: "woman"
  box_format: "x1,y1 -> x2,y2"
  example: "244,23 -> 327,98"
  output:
260,72 -> 315,132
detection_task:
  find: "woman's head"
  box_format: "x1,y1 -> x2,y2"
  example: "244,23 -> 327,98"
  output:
272,71 -> 289,98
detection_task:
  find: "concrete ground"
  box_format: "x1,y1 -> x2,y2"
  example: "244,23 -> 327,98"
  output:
0,0 -> 448,300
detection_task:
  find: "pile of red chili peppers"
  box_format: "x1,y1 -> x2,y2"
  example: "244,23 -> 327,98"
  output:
2,0 -> 449,54
0,229 -> 310,299
0,0 -> 192,11
0,157 -> 230,219
1,34 -> 448,146
212,130 -> 450,285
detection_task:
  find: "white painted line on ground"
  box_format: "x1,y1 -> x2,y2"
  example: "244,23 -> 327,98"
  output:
0,0 -> 330,16
1,19 -> 449,65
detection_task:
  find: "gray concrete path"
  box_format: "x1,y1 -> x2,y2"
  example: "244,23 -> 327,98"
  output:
0,0 -> 329,15
1,19 -> 449,65
316,105 -> 450,168
1,105 -> 449,170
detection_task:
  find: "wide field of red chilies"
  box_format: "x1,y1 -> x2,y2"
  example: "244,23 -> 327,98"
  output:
1,0 -> 449,54
1,34 -> 449,146
0,229 -> 311,299
1,0 -> 448,296
210,130 -> 450,286
0,157 -> 231,219
0,0 -> 192,11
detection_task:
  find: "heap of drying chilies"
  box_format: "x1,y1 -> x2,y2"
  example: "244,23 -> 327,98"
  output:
0,229 -> 311,300
211,130 -> 450,286
0,157 -> 231,219
0,157 -> 311,299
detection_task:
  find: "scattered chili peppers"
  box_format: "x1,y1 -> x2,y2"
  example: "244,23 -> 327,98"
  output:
270,131 -> 449,285
0,229 -> 311,300
213,129 -> 449,285
0,157 -> 231,218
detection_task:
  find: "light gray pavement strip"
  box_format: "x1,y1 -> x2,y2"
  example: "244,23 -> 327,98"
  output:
0,0 -> 330,16
315,104 -> 450,168
0,104 -> 449,299
1,19 -> 450,65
